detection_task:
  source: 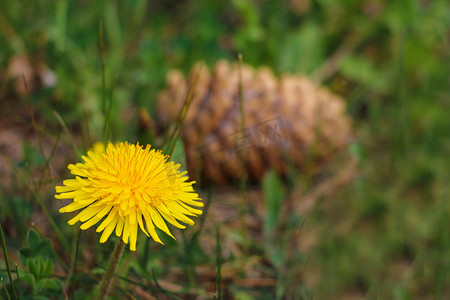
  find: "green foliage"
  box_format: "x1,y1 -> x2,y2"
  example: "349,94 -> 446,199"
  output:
12,229 -> 62,298
0,0 -> 449,298
278,22 -> 325,74
19,257 -> 60,293
19,230 -> 56,265
0,195 -> 33,239
262,170 -> 285,245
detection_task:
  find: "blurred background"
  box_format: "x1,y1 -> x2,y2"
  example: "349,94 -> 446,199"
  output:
0,0 -> 449,299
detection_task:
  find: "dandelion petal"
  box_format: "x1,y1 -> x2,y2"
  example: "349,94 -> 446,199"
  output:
55,142 -> 202,251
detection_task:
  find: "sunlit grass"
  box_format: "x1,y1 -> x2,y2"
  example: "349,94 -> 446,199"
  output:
1,0 -> 449,299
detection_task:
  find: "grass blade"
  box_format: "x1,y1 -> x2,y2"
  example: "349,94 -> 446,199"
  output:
190,188 -> 213,244
237,54 -> 250,253
53,110 -> 81,157
37,130 -> 63,189
163,63 -> 204,156
213,225 -> 222,300
1,277 -> 12,300
150,269 -> 184,300
0,224 -> 17,299
65,228 -> 82,293
0,153 -> 71,254
237,54 -> 247,183
14,264 -> 22,300
98,20 -> 116,145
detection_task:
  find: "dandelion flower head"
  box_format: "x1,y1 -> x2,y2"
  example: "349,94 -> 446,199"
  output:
55,142 -> 203,251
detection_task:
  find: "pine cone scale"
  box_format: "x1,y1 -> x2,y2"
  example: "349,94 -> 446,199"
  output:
157,60 -> 352,185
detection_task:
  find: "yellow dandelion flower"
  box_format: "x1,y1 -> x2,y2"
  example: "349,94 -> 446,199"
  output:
55,142 -> 203,251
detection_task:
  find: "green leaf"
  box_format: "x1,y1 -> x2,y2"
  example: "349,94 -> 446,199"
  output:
234,291 -> 255,300
21,142 -> 46,166
339,55 -> 389,93
28,296 -> 51,300
35,278 -> 61,291
42,259 -> 54,278
393,286 -> 411,300
27,258 -> 38,279
349,141 -> 366,161
278,22 -> 324,74
27,230 -> 41,252
170,138 -> 187,168
20,272 -> 37,292
262,170 -> 286,237
28,258 -> 53,280
19,229 -> 56,265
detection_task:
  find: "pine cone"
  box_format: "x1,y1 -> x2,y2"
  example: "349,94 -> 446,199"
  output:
157,60 -> 352,185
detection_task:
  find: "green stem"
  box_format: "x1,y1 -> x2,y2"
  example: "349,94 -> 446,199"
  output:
96,239 -> 125,300
65,228 -> 81,292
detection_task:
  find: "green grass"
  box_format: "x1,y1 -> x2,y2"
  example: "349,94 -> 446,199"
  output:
1,0 -> 449,299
